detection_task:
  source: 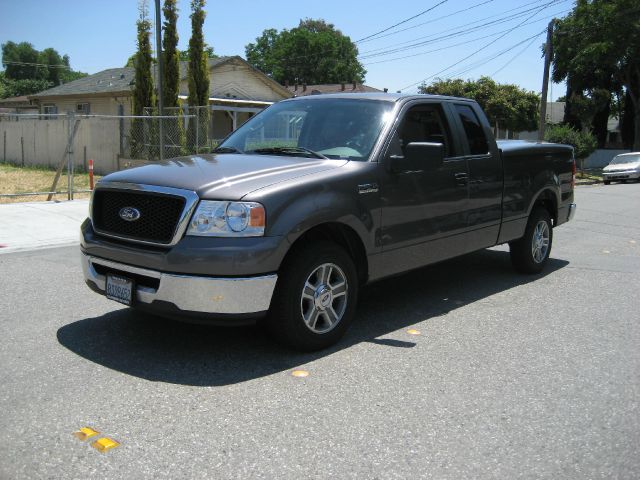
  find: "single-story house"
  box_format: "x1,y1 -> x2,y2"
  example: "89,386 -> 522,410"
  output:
28,56 -> 292,139
286,82 -> 383,97
0,95 -> 39,115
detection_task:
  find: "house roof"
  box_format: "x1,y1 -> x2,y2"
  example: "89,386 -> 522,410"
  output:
30,68 -> 134,98
0,95 -> 32,105
29,56 -> 291,100
287,83 -> 383,96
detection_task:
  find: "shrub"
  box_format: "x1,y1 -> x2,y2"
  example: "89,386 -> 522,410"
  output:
544,124 -> 597,172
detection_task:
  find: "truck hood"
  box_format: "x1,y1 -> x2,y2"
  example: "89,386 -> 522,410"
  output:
101,153 -> 348,200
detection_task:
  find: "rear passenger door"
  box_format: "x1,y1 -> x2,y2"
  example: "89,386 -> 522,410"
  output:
451,103 -> 503,249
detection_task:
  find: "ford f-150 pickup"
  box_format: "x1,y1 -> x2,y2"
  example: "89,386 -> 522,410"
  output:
81,93 -> 576,350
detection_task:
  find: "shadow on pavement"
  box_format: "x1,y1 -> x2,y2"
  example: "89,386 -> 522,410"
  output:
57,249 -> 568,386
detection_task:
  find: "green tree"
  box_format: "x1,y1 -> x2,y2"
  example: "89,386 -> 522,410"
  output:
178,44 -> 216,61
0,76 -> 52,98
131,4 -> 155,158
419,77 -> 539,133
552,0 -> 640,149
186,0 -> 209,151
38,47 -> 63,85
161,0 -> 184,156
1,41 -> 86,95
1,41 -> 40,80
245,19 -> 366,85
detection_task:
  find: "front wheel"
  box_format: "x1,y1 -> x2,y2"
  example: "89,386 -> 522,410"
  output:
266,241 -> 359,351
509,207 -> 553,274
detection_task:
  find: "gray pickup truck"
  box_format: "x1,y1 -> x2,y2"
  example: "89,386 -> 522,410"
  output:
81,93 -> 576,350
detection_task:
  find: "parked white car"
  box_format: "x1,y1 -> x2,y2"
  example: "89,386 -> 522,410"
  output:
603,152 -> 640,184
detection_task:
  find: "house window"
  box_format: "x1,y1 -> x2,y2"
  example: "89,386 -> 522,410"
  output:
42,104 -> 57,119
76,103 -> 90,115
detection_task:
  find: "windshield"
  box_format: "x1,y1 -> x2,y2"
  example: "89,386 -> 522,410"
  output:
218,97 -> 394,161
610,154 -> 640,165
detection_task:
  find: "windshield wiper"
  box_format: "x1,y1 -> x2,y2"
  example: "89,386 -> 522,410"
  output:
213,146 -> 243,154
251,146 -> 328,159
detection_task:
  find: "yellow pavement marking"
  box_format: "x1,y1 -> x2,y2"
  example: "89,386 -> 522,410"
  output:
291,370 -> 309,378
73,427 -> 99,441
91,437 -> 120,453
407,329 -> 421,335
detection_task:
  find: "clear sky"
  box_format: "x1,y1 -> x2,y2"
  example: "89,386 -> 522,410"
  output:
0,0 -> 571,100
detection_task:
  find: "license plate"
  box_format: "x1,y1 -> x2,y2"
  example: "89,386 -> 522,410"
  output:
105,274 -> 134,306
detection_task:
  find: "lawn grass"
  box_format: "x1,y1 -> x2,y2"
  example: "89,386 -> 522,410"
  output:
576,168 -> 603,183
0,163 -> 102,204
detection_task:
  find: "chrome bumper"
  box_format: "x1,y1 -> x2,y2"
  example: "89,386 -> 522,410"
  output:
81,253 -> 277,315
568,203 -> 577,222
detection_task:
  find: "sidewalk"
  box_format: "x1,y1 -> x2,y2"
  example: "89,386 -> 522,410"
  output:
0,200 -> 89,254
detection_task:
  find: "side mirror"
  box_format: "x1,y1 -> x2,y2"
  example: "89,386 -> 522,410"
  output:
390,142 -> 444,173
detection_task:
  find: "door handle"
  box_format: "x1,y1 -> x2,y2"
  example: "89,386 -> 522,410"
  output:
454,172 -> 468,186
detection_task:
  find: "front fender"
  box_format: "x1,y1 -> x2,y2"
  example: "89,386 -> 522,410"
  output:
267,187 -> 376,253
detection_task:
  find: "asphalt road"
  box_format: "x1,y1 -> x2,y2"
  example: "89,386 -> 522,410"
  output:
1,184 -> 638,479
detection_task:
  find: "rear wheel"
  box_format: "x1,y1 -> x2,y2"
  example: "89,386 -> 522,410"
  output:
267,241 -> 358,351
603,180 -> 611,185
509,207 -> 553,274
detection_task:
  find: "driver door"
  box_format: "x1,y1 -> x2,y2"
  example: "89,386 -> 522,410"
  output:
377,101 -> 470,276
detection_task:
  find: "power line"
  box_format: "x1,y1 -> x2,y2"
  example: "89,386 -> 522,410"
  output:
1,60 -> 72,69
358,0 -> 569,59
354,0 -> 450,43
444,31 -> 546,80
358,0 -> 562,47
490,34 -> 541,76
400,0 -> 557,92
361,16 -> 556,67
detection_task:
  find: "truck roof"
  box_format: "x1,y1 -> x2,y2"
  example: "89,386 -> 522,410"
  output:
282,92 -> 477,104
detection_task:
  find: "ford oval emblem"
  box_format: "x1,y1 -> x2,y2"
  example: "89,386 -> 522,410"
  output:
119,206 -> 141,222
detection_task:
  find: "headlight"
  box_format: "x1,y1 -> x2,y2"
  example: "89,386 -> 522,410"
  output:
186,200 -> 265,237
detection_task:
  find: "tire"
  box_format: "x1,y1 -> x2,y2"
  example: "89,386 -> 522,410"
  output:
266,241 -> 359,351
603,180 -> 610,185
509,207 -> 553,274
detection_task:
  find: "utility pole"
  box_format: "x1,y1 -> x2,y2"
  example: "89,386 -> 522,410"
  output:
154,0 -> 164,160
538,19 -> 554,142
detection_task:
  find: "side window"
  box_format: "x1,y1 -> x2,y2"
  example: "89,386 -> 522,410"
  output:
42,104 -> 57,120
454,104 -> 489,155
392,104 -> 454,158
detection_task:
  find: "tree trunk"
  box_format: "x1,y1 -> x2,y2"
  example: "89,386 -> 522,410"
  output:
563,80 -> 582,131
620,90 -> 635,149
592,98 -> 610,148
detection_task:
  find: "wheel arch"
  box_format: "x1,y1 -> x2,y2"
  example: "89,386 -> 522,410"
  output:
529,187 -> 559,226
282,222 -> 369,286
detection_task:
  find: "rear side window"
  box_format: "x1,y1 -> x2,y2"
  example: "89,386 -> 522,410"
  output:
455,104 -> 489,155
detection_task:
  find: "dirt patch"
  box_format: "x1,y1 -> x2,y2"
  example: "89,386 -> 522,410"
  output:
0,163 -> 101,204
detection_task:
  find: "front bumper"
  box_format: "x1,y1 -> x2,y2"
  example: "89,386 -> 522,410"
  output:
82,253 -> 277,317
603,171 -> 640,181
